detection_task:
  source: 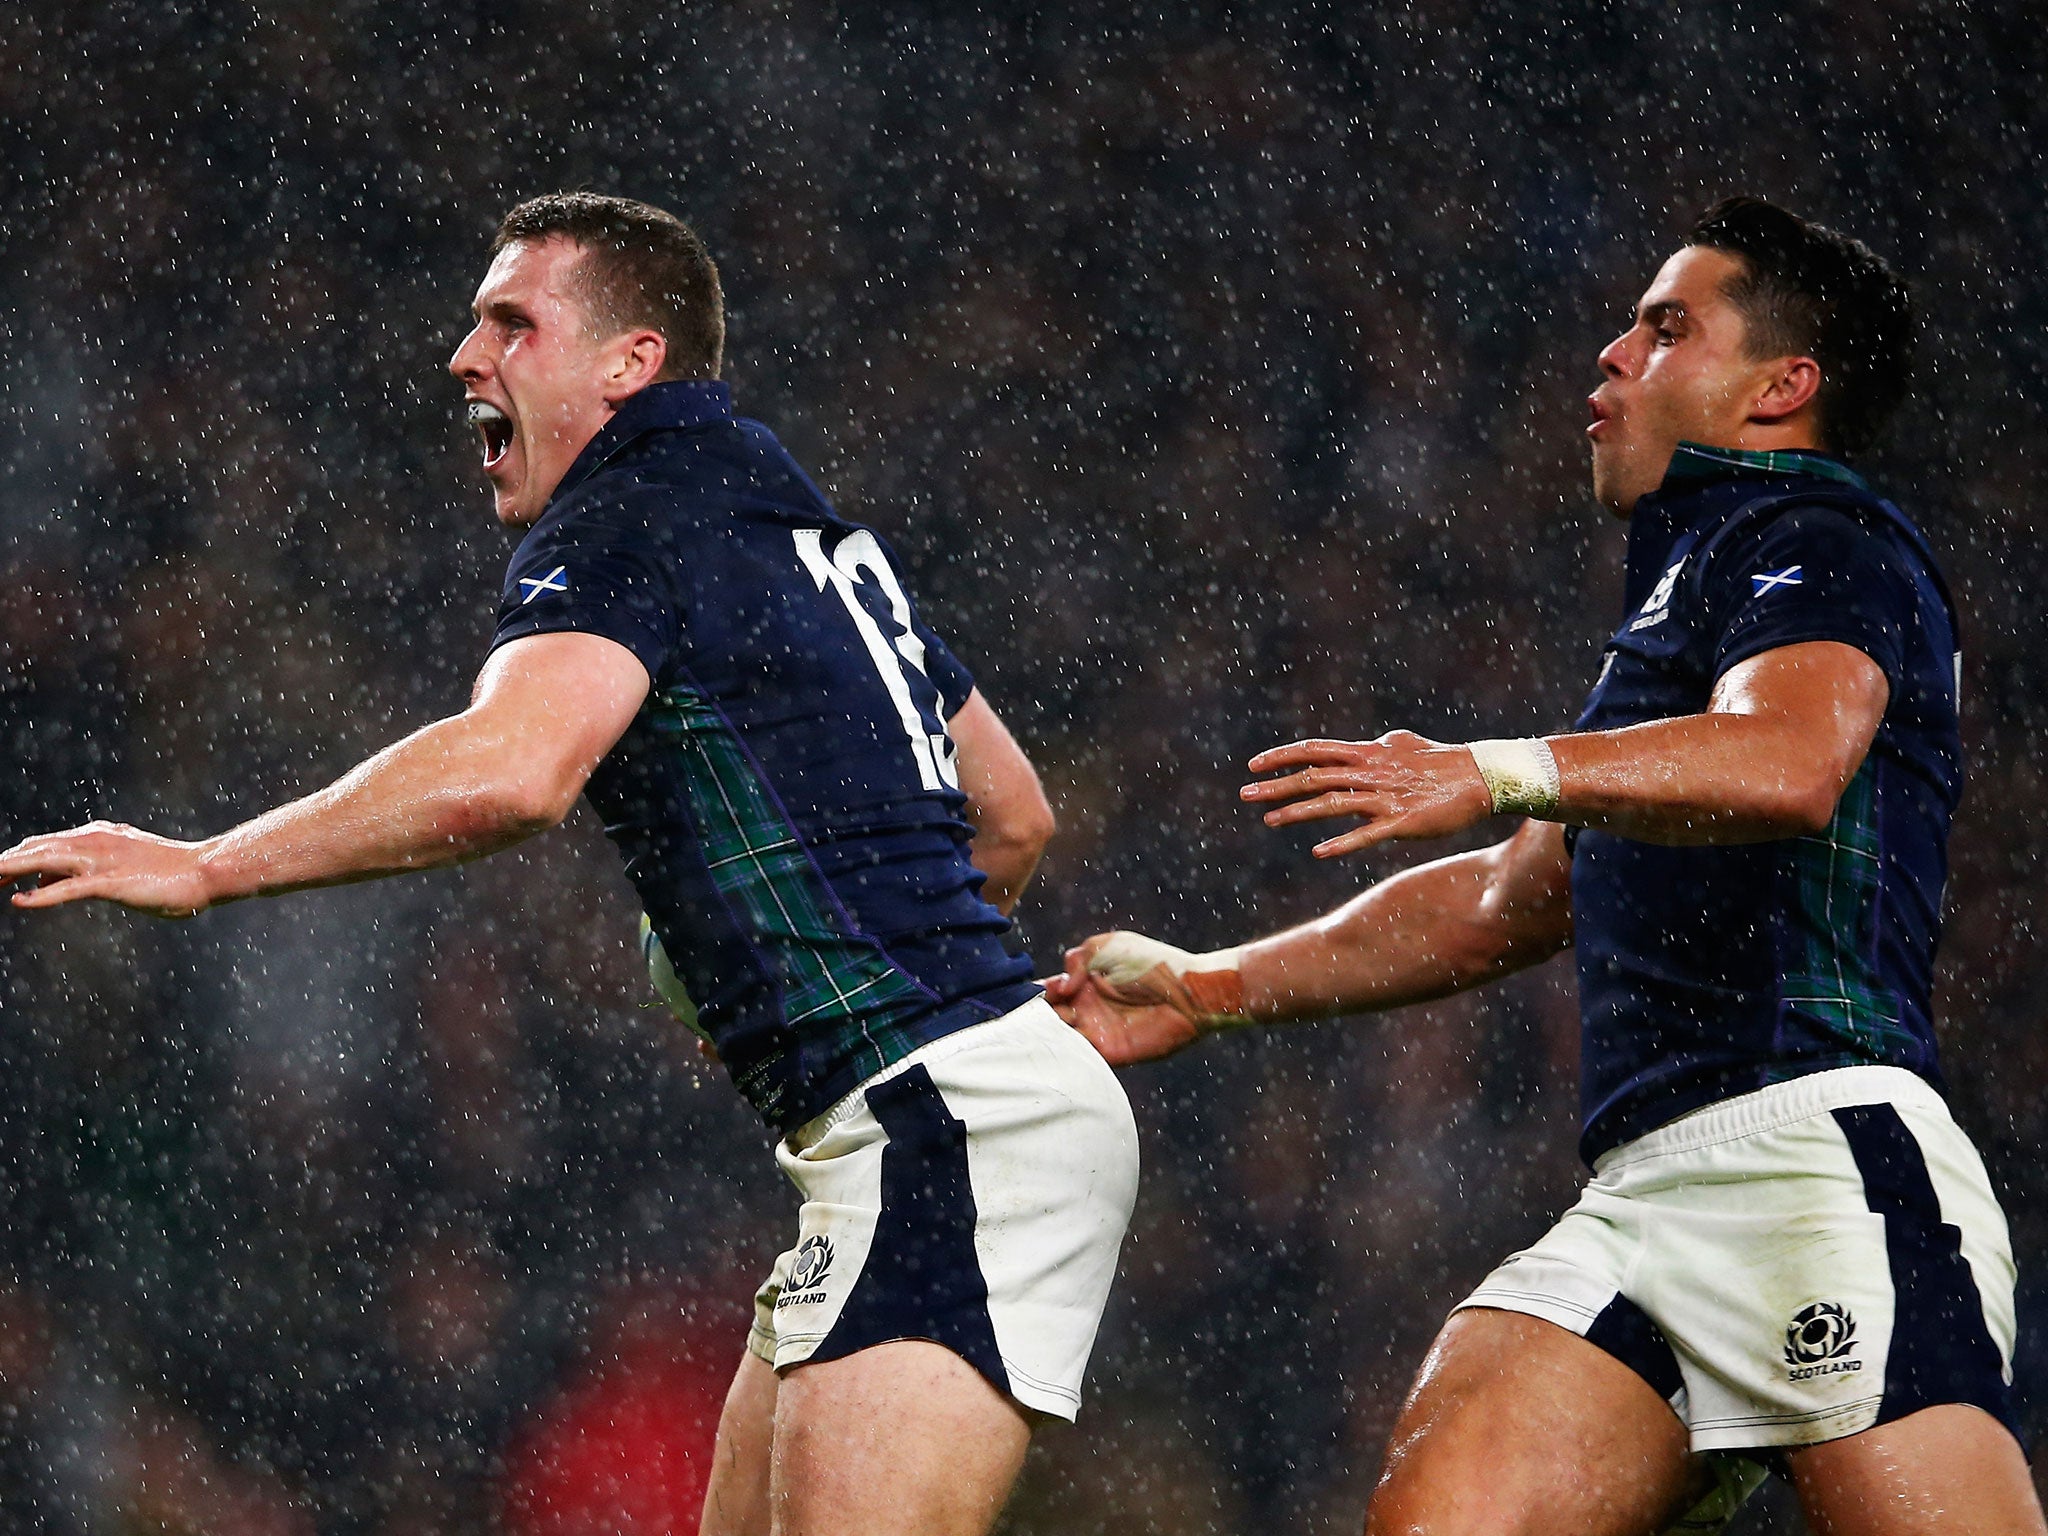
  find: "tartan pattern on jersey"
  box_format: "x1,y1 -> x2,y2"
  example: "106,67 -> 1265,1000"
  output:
1665,442 -> 1869,489
646,683 -> 935,1116
1778,763 -> 1913,1059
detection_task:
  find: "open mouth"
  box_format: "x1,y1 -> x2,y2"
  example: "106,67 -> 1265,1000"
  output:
468,401 -> 514,469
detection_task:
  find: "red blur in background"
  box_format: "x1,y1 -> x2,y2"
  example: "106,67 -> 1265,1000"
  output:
500,1285 -> 735,1536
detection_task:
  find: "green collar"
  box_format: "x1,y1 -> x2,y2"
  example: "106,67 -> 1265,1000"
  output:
1661,441 -> 1868,492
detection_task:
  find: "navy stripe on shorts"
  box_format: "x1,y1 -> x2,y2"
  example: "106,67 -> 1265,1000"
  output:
808,1064 -> 1011,1396
1831,1103 -> 2019,1441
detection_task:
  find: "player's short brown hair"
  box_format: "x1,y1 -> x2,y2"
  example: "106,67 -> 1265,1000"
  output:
1687,196 -> 1914,457
493,192 -> 724,380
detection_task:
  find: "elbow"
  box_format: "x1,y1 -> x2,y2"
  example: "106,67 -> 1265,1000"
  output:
973,786 -> 1056,864
998,793 -> 1057,867
1017,795 -> 1057,861
1782,784 -> 1843,837
514,770 -> 583,832
469,772 -> 577,842
1759,774 -> 1847,839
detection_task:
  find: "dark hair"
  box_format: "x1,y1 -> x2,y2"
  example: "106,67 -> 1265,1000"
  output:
493,192 -> 724,380
1685,196 -> 1914,457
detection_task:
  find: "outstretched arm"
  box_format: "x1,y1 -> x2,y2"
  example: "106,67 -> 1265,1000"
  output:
1048,818 -> 1572,1063
949,688 -> 1055,915
0,632 -> 650,917
1245,640 -> 1888,857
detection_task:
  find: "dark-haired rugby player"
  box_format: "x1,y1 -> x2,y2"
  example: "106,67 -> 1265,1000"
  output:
0,193 -> 1138,1536
1050,197 -> 2041,1533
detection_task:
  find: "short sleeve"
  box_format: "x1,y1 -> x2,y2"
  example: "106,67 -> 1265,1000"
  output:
918,622 -> 976,717
1702,504 -> 1915,688
490,496 -> 681,681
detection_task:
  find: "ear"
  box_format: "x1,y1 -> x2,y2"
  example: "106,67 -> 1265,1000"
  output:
1750,354 -> 1822,426
601,330 -> 669,403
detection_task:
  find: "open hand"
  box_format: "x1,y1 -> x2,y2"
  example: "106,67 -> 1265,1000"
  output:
1240,731 -> 1494,857
0,822 -> 215,918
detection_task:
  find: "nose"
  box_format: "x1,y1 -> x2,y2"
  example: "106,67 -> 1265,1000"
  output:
449,323 -> 489,382
1596,329 -> 1634,380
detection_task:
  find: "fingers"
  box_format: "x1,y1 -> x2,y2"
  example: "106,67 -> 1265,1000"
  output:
10,875 -> 103,910
1241,730 -> 1484,852
0,825 -> 207,919
0,831 -> 119,897
1065,933 -> 1114,963
0,835 -> 73,874
1057,933 -> 1115,988
1308,819 -> 1406,859
1046,935 -> 1117,1009
1246,730 -> 1436,781
1245,738 -> 1373,775
1241,762 -> 1399,813
0,851 -> 89,888
1253,789 -> 1389,829
0,821 -> 122,858
0,824 -> 133,883
1239,767 -> 1339,803
1046,974 -> 1109,1032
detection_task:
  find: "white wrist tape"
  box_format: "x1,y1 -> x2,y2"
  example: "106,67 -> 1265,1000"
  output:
1086,932 -> 1252,1032
1467,738 -> 1562,818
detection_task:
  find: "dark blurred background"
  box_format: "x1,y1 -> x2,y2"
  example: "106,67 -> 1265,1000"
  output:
0,2 -> 2042,1530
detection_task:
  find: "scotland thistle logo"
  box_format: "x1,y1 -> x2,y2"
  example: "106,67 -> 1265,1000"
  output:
1785,1302 -> 1861,1380
787,1235 -> 835,1293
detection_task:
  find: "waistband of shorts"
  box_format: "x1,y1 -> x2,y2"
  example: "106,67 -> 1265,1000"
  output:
782,994 -> 1060,1151
1592,1065 -> 1950,1175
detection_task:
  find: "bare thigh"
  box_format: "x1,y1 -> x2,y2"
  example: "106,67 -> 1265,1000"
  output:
771,1339 -> 1032,1536
1787,1403 -> 2046,1536
1365,1307 -> 1704,1536
700,1350 -> 778,1536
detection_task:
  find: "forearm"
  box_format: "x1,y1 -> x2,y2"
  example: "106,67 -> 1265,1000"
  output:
196,715 -> 559,904
1516,641 -> 1886,846
1238,836 -> 1571,1024
1546,713 -> 1845,845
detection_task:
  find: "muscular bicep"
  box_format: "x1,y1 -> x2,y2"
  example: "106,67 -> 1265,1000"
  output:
1708,640 -> 1889,795
466,632 -> 652,819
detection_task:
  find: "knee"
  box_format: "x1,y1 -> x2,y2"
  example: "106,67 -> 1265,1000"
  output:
1364,1458 -> 1492,1536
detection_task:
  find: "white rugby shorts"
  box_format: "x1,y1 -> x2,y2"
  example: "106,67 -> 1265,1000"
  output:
1459,1065 -> 2019,1452
747,996 -> 1139,1420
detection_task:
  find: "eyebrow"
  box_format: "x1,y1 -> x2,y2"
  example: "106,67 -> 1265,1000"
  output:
1637,300 -> 1688,328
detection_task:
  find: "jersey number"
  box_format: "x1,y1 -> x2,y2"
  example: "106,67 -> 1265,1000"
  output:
794,529 -> 960,791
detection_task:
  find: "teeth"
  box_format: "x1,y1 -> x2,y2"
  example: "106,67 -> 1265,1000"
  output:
469,401 -> 512,469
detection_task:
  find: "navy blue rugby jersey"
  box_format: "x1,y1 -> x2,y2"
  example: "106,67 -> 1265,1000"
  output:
488,381 -> 1038,1132
1571,443 -> 1962,1165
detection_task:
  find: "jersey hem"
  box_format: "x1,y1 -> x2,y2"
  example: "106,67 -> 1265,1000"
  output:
773,982 -> 1045,1140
